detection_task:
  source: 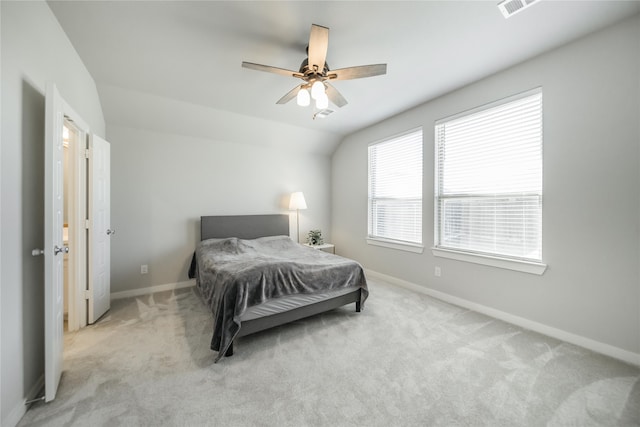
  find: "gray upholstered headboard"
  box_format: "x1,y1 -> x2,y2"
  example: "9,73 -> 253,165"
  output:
200,214 -> 289,241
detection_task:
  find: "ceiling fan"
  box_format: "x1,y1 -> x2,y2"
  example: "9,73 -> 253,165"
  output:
241,24 -> 387,113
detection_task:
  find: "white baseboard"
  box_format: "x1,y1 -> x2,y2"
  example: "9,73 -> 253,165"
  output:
4,375 -> 44,427
110,279 -> 196,300
365,269 -> 640,367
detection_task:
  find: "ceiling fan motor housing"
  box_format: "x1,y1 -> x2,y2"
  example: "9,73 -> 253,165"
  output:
299,58 -> 331,81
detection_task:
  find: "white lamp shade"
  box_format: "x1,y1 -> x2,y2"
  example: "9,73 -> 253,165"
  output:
296,88 -> 310,106
289,192 -> 307,210
315,91 -> 329,109
311,80 -> 325,100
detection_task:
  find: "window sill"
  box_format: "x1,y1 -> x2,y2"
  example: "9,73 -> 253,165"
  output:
367,238 -> 424,254
432,247 -> 547,275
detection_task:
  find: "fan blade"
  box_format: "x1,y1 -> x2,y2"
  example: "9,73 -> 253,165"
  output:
276,84 -> 303,105
242,62 -> 302,78
325,83 -> 348,108
308,24 -> 329,73
328,64 -> 387,81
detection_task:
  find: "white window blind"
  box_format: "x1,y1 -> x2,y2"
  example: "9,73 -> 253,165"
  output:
435,89 -> 542,261
368,129 -> 423,246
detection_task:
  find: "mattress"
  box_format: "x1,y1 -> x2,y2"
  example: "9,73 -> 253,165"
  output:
240,285 -> 361,321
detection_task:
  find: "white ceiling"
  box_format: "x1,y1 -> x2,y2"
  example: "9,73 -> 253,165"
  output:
48,1 -> 640,137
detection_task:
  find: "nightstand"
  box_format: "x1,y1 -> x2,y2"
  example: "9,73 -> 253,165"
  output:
304,243 -> 335,254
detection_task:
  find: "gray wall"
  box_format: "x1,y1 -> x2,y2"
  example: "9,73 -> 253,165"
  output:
96,82 -> 341,295
0,1 -> 105,425
332,15 -> 640,355
107,122 -> 334,293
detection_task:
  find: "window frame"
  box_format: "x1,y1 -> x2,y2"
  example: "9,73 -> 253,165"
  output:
367,127 -> 424,254
433,88 -> 547,274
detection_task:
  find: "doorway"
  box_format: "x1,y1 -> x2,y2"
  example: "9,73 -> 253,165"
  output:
62,119 -> 87,332
57,114 -> 112,333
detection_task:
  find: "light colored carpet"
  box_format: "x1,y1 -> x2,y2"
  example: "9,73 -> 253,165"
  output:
19,279 -> 640,426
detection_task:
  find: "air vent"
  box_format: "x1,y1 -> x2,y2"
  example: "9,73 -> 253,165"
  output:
498,0 -> 539,18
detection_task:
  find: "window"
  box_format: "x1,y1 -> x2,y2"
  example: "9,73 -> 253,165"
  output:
368,128 -> 423,251
435,89 -> 543,264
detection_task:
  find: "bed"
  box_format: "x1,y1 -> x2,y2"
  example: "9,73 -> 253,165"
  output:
190,214 -> 369,362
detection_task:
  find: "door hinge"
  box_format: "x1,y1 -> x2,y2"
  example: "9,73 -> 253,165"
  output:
85,148 -> 90,159
85,219 -> 90,229
84,290 -> 91,300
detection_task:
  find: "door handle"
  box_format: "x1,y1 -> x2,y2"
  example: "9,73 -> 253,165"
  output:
32,248 -> 44,256
106,229 -> 116,235
54,245 -> 69,255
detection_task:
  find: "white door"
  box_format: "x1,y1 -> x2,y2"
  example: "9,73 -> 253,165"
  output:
44,83 -> 66,402
88,135 -> 111,323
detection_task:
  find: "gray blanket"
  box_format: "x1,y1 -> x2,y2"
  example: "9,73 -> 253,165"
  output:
194,235 -> 369,361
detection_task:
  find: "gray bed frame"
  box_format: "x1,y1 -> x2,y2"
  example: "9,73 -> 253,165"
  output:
200,214 -> 362,357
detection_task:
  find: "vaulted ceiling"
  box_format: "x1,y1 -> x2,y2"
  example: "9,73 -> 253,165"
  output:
48,1 -> 639,138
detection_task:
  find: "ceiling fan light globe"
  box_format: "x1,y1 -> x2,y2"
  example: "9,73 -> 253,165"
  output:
297,88 -> 310,107
316,92 -> 329,109
311,80 -> 325,100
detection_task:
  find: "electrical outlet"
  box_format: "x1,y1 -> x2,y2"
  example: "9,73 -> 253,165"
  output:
435,266 -> 441,277
141,264 -> 148,274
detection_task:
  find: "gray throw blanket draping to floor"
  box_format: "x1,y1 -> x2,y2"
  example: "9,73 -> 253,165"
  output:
193,235 -> 368,361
